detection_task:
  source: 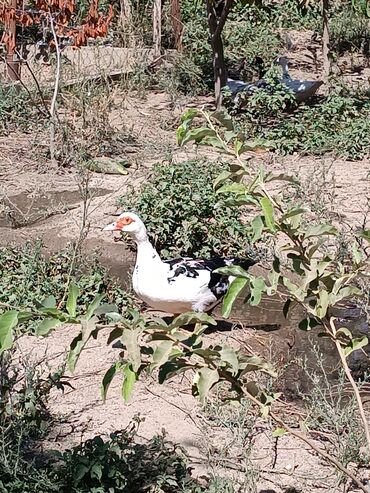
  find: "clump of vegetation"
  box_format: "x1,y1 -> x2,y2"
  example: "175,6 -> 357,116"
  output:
298,345 -> 368,476
0,241 -> 135,325
118,159 -> 254,259
0,357 -> 210,493
228,86 -> 370,159
0,350 -> 65,493
56,419 -> 205,493
0,84 -> 46,134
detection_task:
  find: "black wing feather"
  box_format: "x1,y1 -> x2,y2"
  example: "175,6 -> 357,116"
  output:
164,256 -> 256,299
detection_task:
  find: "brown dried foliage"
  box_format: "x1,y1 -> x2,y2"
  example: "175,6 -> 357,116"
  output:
0,0 -> 113,51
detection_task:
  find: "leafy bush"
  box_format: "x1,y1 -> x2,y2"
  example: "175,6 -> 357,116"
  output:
0,350 -> 65,493
223,65 -> 297,116
299,345 -> 367,475
0,84 -> 45,134
56,420 -> 205,493
0,241 -> 135,326
0,363 -> 210,493
231,86 -> 370,159
118,159 -> 253,258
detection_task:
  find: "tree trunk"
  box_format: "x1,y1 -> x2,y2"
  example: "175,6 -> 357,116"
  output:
205,0 -> 234,109
211,32 -> 227,109
322,0 -> 330,78
171,0 -> 183,51
6,0 -> 21,81
153,0 -> 162,57
120,0 -> 131,26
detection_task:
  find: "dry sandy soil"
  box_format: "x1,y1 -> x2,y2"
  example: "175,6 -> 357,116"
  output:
1,77 -> 370,492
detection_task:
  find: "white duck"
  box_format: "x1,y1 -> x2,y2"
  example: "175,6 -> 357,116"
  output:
103,212 -> 255,315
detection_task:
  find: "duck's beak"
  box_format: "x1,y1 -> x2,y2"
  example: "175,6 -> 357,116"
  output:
103,221 -> 119,231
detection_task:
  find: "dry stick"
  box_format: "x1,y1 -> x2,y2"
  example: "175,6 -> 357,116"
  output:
0,55 -> 50,118
15,50 -> 51,117
49,12 -> 61,164
214,368 -> 370,493
159,329 -> 370,492
269,410 -> 369,493
153,327 -> 368,490
329,317 -> 370,458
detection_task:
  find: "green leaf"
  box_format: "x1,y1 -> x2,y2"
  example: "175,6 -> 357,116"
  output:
101,363 -> 120,402
360,229 -> 370,243
178,127 -> 217,146
220,345 -> 239,375
316,290 -> 329,318
251,215 -> 264,242
194,368 -> 219,404
213,170 -> 232,190
68,318 -> 99,372
38,307 -> 64,317
222,277 -> 248,318
298,317 -> 320,331
272,427 -> 287,438
352,242 -> 364,264
35,317 -> 62,336
150,340 -> 174,371
211,110 -> 234,130
281,208 -> 307,222
170,312 -> 216,328
265,172 -> 299,184
17,311 -> 34,322
0,311 -> 18,353
259,196 -> 276,232
215,265 -> 251,278
122,363 -> 137,403
217,182 -> 247,195
90,464 -> 102,481
239,355 -> 276,377
121,327 -> 142,372
94,303 -> 119,316
85,294 -> 105,320
41,295 -> 56,308
249,276 -> 265,306
303,224 -> 337,239
158,360 -> 190,383
336,327 -> 353,339
350,336 -> 368,352
66,283 -> 79,318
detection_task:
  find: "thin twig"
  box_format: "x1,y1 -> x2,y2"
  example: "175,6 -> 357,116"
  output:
0,55 -> 50,118
49,12 -> 61,164
15,50 -> 51,117
329,317 -> 370,458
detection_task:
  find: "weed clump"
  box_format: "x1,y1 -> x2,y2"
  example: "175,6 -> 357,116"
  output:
0,241 -> 135,328
118,159 -> 253,259
228,87 -> 370,160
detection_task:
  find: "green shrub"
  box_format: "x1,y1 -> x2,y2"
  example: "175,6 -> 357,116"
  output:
56,420 -> 205,493
0,350 -> 65,493
118,159 -> 253,259
0,84 -> 45,134
232,86 -> 370,160
0,241 -> 135,327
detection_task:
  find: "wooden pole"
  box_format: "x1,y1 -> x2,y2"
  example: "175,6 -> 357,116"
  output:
6,0 -> 21,81
153,0 -> 161,57
171,0 -> 183,52
322,0 -> 330,78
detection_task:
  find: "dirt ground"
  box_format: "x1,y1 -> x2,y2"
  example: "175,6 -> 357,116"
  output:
1,79 -> 370,492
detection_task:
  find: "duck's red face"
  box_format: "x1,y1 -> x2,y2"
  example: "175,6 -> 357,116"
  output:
103,214 -> 136,231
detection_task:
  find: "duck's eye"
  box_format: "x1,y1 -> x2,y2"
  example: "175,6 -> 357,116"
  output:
117,216 -> 135,228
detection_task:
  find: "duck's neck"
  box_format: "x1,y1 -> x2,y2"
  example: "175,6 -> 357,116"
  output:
134,233 -> 162,267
